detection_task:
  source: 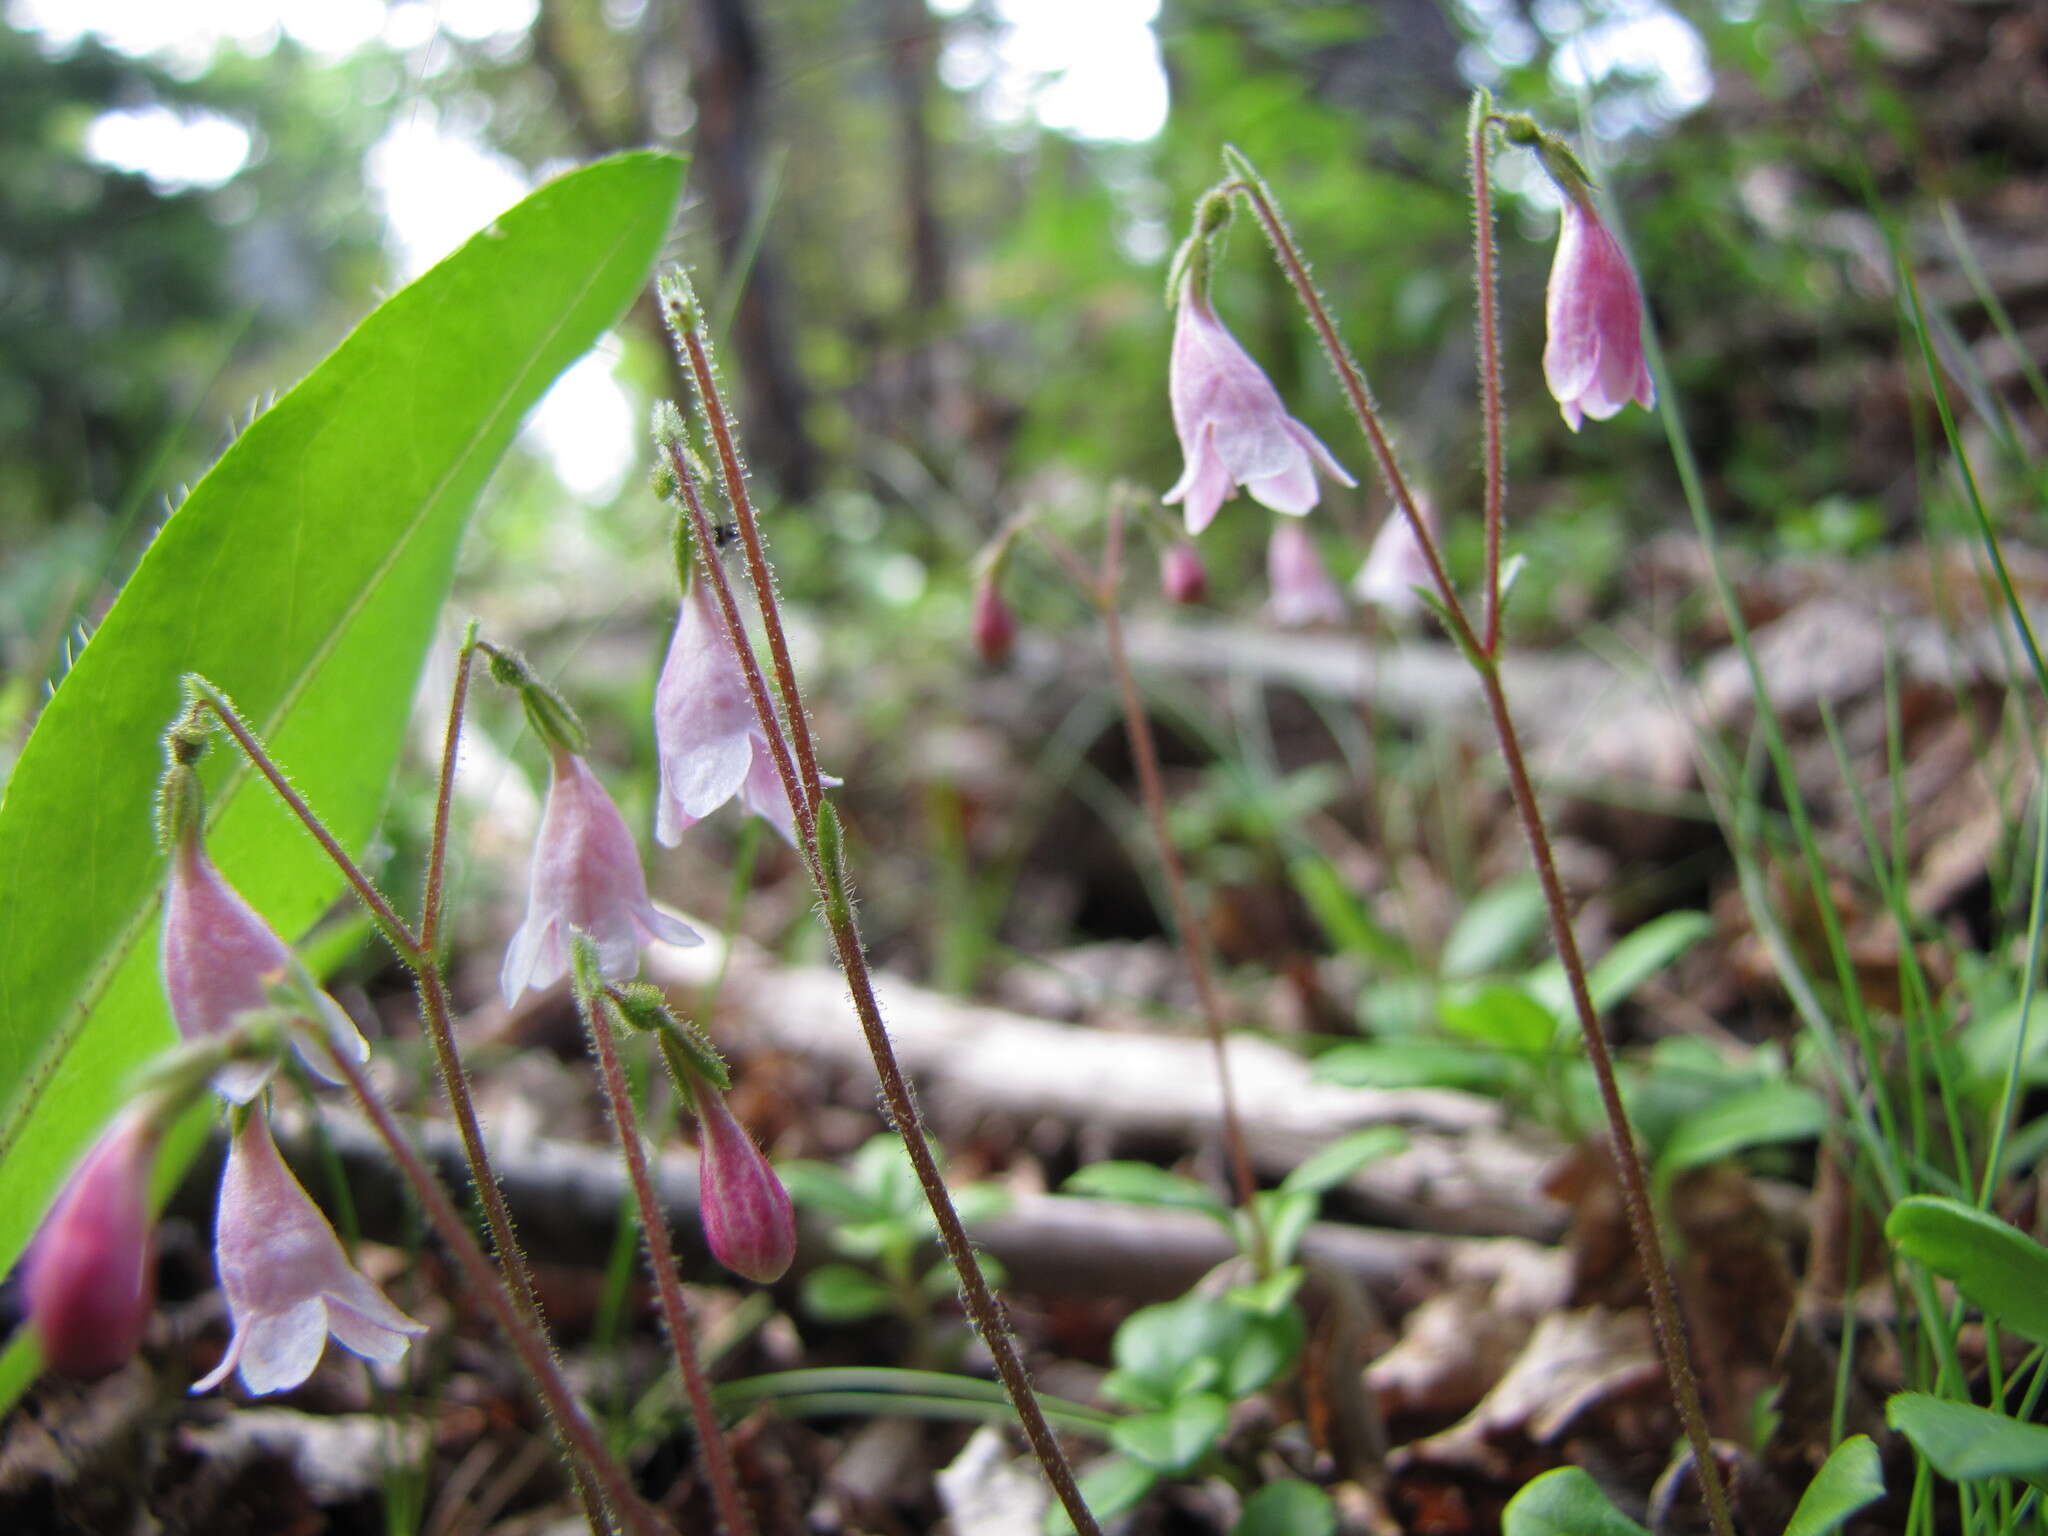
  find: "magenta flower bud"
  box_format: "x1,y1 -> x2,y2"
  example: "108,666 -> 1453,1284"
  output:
162,834 -> 369,1103
694,1089 -> 796,1284
1163,286 -> 1355,536
1267,523 -> 1346,627
24,1112 -> 158,1378
1354,498 -> 1438,616
653,580 -> 840,848
971,575 -> 1017,666
193,1110 -> 426,1397
1159,541 -> 1208,606
503,746 -> 702,1004
1543,198 -> 1655,431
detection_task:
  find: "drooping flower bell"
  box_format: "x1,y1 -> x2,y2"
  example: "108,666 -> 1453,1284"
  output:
161,831 -> 369,1103
652,579 -> 839,847
1543,197 -> 1654,431
1354,498 -> 1439,617
23,1111 -> 159,1378
970,573 -> 1019,666
693,1087 -> 796,1284
1267,523 -> 1346,628
1164,286 -> 1354,537
194,1109 -> 425,1396
503,745 -> 701,1004
1159,541 -> 1209,606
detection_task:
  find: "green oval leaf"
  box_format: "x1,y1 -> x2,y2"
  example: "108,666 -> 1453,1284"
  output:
1887,1392 -> 2048,1489
1109,1393 -> 1229,1474
1783,1435 -> 1883,1536
800,1264 -> 895,1324
1653,1080 -> 1827,1199
0,152 -> 686,1285
1065,1160 -> 1229,1220
1234,1480 -> 1337,1536
1043,1455 -> 1157,1536
1886,1196 -> 2048,1346
1502,1467 -> 1650,1536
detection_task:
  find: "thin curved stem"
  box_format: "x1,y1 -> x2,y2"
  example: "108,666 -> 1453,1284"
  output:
657,334 -> 1101,1536
327,1044 -> 667,1536
1469,101 -> 1507,655
421,625 -> 479,956
581,988 -> 756,1536
1096,505 -> 1266,1269
194,669 -> 613,1535
1223,152 -> 1735,1536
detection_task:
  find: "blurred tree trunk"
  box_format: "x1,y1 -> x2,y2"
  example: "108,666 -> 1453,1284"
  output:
680,0 -> 819,499
877,0 -> 946,418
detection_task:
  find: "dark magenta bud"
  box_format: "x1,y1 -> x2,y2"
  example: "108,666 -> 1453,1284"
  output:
1159,541 -> 1208,605
971,576 -> 1017,666
24,1112 -> 159,1378
694,1090 -> 796,1284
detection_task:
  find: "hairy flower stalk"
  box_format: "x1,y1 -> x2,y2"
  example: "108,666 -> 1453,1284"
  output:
182,679 -> 646,1536
573,947 -> 757,1536
1216,143 -> 1736,1536
655,269 -> 1104,1536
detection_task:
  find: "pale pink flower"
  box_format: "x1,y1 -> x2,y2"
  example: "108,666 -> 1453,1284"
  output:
1267,523 -> 1346,627
1164,287 -> 1354,536
24,1111 -> 158,1378
503,746 -> 701,1004
162,836 -> 368,1103
1354,499 -> 1439,616
971,574 -> 1018,666
652,580 -> 839,847
1543,199 -> 1655,431
194,1111 -> 424,1396
1159,541 -> 1208,606
695,1089 -> 796,1284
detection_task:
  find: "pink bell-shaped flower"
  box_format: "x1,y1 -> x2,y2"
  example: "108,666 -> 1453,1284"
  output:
503,746 -> 701,1004
1354,499 -> 1439,616
162,834 -> 369,1103
1159,541 -> 1209,606
194,1110 -> 425,1396
652,580 -> 838,847
24,1111 -> 159,1378
1267,523 -> 1346,627
970,574 -> 1018,666
1164,286 -> 1354,536
694,1089 -> 796,1284
1543,198 -> 1655,431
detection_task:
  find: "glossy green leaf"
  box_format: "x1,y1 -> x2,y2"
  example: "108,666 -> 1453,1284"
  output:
1233,1479 -> 1337,1536
1887,1392 -> 2048,1490
1586,911 -> 1713,1012
1288,854 -> 1411,967
0,152 -> 686,1287
1043,1455 -> 1157,1536
1783,1435 -> 1883,1536
801,1264 -> 895,1324
1312,1039 -> 1514,1093
1653,1080 -> 1827,1199
1221,1307 -> 1305,1398
1441,875 -> 1546,979
1440,984 -> 1559,1055
1065,1160 -> 1229,1220
1502,1467 -> 1650,1536
1106,1293 -> 1241,1408
1110,1392 -> 1229,1473
1887,1196 -> 2048,1346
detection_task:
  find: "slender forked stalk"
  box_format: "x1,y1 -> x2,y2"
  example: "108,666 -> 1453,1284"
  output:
575,967 -> 756,1536
325,1044 -> 667,1536
1219,157 -> 1737,1536
188,674 -> 615,1536
1087,507 -> 1267,1268
654,284 -> 1102,1536
1470,103 -> 1509,654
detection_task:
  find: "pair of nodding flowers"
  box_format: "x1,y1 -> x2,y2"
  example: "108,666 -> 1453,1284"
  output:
497,577 -> 809,1285
28,758 -> 422,1391
1161,133 -> 1652,606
